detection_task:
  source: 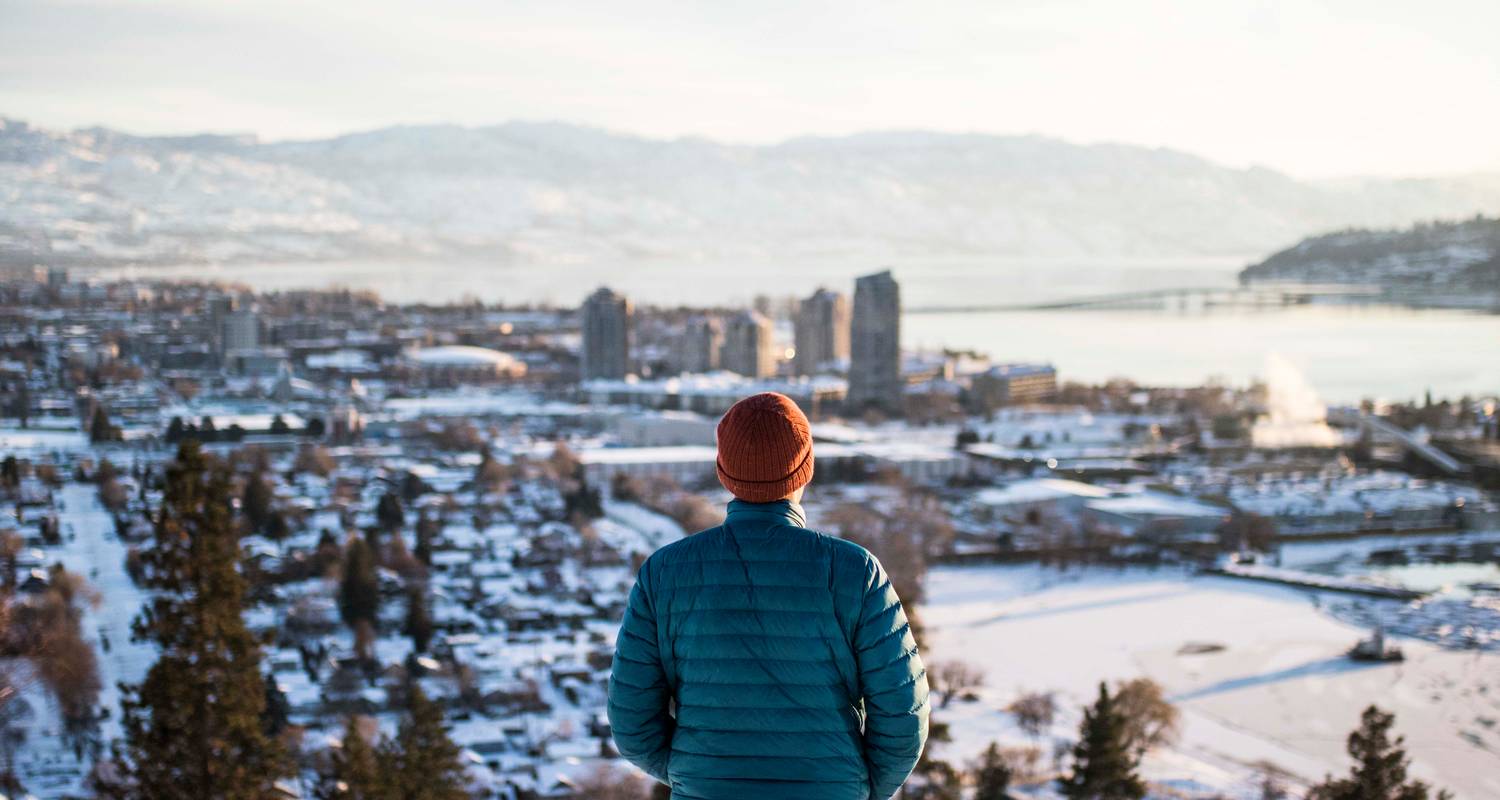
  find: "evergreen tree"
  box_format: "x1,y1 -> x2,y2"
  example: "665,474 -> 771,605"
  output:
1308,706 -> 1451,800
339,537 -> 380,632
262,673 -> 290,738
414,512 -> 439,567
973,742 -> 1013,800
266,511 -> 291,542
564,478 -> 604,519
400,472 -> 429,503
14,379 -> 30,429
110,441 -> 290,799
165,416 -> 185,443
383,686 -> 467,800
318,716 -> 386,800
89,404 -> 119,443
1058,683 -> 1146,800
404,586 -> 433,654
376,492 -> 405,534
242,472 -> 274,533
269,414 -> 290,435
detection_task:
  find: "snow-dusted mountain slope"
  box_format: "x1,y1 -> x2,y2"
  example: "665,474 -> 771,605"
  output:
4,117 -> 1500,266
1240,216 -> 1500,292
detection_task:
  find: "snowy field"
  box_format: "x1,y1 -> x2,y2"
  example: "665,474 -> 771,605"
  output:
922,565 -> 1500,799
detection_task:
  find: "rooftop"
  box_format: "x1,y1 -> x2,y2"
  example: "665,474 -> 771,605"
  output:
405,345 -> 521,369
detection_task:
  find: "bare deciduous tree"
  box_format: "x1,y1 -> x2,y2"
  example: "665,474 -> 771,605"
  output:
1113,677 -> 1180,757
1009,690 -> 1058,741
930,661 -> 985,709
572,764 -> 652,800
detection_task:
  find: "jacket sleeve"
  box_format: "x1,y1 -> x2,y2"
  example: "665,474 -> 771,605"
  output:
607,563 -> 674,783
854,555 -> 930,800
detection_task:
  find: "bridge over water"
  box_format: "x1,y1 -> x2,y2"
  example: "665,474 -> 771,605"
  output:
1326,409 -> 1468,476
906,283 -> 1383,314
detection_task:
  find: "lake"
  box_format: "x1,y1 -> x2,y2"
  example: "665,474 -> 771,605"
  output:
102,256 -> 1500,404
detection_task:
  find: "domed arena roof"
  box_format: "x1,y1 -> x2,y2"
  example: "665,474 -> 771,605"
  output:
405,345 -> 521,369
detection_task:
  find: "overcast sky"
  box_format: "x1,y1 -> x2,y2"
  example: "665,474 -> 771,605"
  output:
3,0 -> 1498,179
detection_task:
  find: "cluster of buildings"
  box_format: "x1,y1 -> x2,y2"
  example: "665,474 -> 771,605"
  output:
2,265 -> 1499,797
579,270 -> 1057,417
1,410 -> 694,797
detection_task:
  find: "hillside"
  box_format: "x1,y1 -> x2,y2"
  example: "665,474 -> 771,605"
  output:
4,117 -> 1500,267
1239,216 -> 1500,293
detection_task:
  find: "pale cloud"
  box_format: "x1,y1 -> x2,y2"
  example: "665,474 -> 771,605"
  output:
1,0 -> 1496,178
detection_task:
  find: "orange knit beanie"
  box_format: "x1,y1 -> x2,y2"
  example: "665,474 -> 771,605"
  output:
715,392 -> 815,503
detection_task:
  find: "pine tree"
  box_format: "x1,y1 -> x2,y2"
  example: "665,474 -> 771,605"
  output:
414,512 -> 439,566
262,672 -> 290,738
404,586 -> 433,654
973,742 -> 1013,800
339,537 -> 380,632
383,686 -> 468,800
89,404 -> 118,443
266,511 -> 291,542
110,441 -> 290,799
400,472 -> 428,503
1308,706 -> 1451,800
376,492 -> 405,534
318,716 -> 387,800
242,472 -> 274,533
1058,683 -> 1146,800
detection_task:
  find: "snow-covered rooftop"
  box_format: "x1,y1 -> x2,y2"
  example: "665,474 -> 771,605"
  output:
971,478 -> 1113,507
404,345 -> 520,368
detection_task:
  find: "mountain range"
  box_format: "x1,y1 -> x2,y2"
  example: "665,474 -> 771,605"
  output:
4,116 -> 1500,268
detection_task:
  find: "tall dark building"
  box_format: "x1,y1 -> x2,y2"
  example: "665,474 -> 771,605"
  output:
720,310 -> 775,379
219,307 -> 260,356
848,270 -> 901,412
793,288 -> 850,376
581,287 -> 632,380
680,315 -> 723,374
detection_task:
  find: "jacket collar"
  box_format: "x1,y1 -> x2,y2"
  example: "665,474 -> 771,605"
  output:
725,498 -> 806,529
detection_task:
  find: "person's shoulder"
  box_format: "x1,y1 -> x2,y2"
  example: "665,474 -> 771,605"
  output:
642,523 -> 725,567
795,523 -> 877,568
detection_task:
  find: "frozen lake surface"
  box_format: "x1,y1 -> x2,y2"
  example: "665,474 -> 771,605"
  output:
101,256 -> 1500,403
922,564 -> 1500,798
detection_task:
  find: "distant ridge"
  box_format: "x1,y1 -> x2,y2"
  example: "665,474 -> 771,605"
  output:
1240,216 -> 1500,294
3,116 -> 1499,267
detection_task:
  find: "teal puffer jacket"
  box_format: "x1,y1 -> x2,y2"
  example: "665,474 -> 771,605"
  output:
608,500 -> 929,800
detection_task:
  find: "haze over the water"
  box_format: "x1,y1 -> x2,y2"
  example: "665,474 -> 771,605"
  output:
4,0 -> 1500,179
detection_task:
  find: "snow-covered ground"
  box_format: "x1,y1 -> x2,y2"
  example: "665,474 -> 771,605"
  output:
12,483 -> 156,796
51,484 -> 156,743
0,426 -> 89,454
922,565 -> 1500,799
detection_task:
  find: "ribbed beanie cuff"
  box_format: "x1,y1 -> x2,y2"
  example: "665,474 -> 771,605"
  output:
715,392 -> 815,503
